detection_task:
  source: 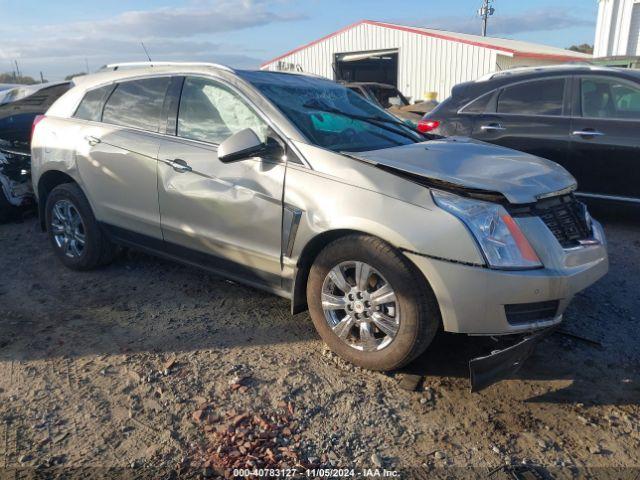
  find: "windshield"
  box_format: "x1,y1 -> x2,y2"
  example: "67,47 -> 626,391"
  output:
237,71 -> 423,152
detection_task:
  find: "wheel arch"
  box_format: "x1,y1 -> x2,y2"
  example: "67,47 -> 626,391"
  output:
290,228 -> 441,321
37,170 -> 78,231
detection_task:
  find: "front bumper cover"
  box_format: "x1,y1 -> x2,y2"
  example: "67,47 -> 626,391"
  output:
469,326 -> 557,392
404,244 -> 608,335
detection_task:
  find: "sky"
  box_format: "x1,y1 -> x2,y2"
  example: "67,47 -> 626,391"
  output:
0,0 -> 599,82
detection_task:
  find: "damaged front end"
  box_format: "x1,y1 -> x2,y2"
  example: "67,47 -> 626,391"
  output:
0,140 -> 33,212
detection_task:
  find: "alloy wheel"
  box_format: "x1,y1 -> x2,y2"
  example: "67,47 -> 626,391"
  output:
321,260 -> 400,352
51,199 -> 86,258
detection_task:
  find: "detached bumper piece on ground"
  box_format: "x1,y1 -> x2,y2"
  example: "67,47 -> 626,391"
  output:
469,326 -> 558,392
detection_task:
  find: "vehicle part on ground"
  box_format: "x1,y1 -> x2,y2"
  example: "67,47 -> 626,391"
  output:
468,326 -> 557,392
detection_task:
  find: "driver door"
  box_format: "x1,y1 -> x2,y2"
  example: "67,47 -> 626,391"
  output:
156,76 -> 286,287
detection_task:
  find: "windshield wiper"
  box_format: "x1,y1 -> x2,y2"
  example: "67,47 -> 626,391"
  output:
301,102 -> 425,142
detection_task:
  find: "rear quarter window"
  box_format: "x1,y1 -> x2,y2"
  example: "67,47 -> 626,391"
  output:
460,92 -> 493,113
74,85 -> 114,122
102,77 -> 171,132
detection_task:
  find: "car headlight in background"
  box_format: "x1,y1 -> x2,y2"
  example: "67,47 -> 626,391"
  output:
432,190 -> 542,270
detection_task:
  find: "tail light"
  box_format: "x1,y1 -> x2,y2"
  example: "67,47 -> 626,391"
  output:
31,114 -> 46,143
417,119 -> 440,133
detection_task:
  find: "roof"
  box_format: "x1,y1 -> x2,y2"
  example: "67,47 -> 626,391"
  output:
261,20 -> 592,68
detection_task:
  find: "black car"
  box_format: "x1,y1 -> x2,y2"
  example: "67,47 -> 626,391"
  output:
0,81 -> 71,221
420,66 -> 640,204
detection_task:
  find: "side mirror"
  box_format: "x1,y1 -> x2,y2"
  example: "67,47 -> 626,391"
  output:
218,128 -> 278,163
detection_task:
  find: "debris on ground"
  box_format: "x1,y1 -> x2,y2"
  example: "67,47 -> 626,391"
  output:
196,408 -> 308,477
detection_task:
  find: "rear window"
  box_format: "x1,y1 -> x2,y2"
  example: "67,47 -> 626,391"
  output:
497,78 -> 565,116
74,85 -> 114,122
102,77 -> 170,132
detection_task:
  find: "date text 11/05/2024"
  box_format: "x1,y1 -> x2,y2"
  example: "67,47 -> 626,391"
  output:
232,468 -> 400,477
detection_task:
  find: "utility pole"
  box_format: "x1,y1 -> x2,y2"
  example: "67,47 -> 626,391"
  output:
40,71 -> 45,83
478,0 -> 495,37
14,59 -> 21,78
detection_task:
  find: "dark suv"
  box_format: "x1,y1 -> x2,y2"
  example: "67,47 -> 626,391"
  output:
420,66 -> 640,204
0,81 -> 71,221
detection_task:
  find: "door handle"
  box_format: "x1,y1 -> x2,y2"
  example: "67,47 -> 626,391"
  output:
480,123 -> 506,132
85,135 -> 101,146
572,130 -> 605,138
169,158 -> 192,173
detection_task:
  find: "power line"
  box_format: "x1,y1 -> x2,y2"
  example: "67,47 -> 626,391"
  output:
478,0 -> 495,37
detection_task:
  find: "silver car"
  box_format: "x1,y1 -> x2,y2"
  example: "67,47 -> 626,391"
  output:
31,63 -> 608,383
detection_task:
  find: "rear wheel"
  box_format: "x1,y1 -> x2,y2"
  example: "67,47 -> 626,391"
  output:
307,234 -> 440,371
45,183 -> 117,270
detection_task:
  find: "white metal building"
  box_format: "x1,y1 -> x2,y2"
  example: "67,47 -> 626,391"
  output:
260,20 -> 591,102
594,0 -> 640,57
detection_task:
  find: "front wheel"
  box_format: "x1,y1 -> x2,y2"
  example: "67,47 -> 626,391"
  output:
307,234 -> 440,371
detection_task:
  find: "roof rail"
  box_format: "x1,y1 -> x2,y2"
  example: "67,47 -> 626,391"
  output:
102,62 -> 234,72
475,63 -> 598,82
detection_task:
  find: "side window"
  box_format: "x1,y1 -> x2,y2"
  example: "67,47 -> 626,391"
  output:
497,78 -> 565,116
460,92 -> 493,113
177,77 -> 268,144
581,77 -> 640,120
102,77 -> 171,132
74,85 -> 113,122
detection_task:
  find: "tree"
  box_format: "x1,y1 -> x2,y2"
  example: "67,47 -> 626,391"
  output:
65,72 -> 87,81
568,44 -> 594,55
0,72 -> 38,85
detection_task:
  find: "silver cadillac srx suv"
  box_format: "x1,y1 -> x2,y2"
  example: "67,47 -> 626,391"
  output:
31,63 -> 608,386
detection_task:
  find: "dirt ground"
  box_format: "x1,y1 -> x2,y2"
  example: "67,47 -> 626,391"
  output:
0,209 -> 638,479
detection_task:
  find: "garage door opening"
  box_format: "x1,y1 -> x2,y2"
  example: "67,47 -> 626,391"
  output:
334,49 -> 399,87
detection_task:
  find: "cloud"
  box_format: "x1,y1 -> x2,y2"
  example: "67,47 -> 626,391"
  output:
411,8 -> 594,36
0,0 -> 299,80
40,0 -> 302,39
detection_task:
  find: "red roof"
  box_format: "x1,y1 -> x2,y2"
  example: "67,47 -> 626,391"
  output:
261,20 -> 590,68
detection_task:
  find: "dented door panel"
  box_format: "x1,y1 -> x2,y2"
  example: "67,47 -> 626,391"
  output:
156,137 -> 285,280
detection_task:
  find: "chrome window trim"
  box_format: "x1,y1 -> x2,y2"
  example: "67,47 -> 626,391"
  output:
457,90 -> 496,115
457,75 -> 570,118
65,72 -> 312,169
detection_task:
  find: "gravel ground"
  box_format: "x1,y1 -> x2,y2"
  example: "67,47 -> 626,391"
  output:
0,210 -> 638,479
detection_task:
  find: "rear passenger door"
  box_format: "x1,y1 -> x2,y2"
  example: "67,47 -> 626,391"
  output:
155,76 -> 286,285
75,77 -> 171,239
472,77 -> 572,167
569,75 -> 640,199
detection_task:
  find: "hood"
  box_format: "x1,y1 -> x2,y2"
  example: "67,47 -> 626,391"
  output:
350,137 -> 577,204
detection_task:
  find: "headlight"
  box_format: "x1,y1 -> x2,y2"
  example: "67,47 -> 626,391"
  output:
432,190 -> 542,269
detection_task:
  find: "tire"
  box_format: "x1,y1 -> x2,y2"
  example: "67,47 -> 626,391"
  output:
45,183 -> 117,270
307,234 -> 440,371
